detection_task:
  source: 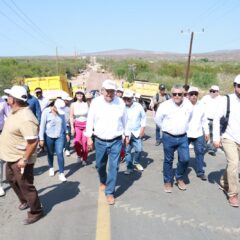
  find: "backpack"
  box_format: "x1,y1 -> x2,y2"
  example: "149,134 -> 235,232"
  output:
220,95 -> 230,134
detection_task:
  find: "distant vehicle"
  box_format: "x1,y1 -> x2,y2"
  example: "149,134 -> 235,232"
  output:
24,75 -> 73,99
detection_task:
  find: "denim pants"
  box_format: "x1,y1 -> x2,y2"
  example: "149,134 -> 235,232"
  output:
188,135 -> 205,176
162,132 -> 190,183
95,137 -> 122,196
125,135 -> 142,170
156,125 -> 161,142
45,134 -> 65,173
65,125 -> 71,151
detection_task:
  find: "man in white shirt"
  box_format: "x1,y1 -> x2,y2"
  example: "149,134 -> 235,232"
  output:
122,90 -> 146,174
35,87 -> 50,112
155,85 -> 193,193
213,75 -> 240,208
86,80 -> 128,205
187,87 -> 209,181
201,85 -> 221,156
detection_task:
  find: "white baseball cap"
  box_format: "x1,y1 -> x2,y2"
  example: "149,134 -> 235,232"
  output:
234,75 -> 240,84
188,86 -> 199,93
123,90 -> 134,98
4,85 -> 28,102
116,86 -> 124,92
62,95 -> 73,101
102,80 -> 117,90
54,99 -> 66,114
210,85 -> 219,91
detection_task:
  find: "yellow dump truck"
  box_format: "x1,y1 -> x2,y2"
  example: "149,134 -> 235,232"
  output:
24,75 -> 73,99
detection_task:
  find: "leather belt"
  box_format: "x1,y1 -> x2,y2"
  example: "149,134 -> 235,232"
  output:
94,135 -> 122,142
163,132 -> 186,138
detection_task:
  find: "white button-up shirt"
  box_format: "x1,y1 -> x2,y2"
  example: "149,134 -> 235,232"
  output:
126,102 -> 146,138
38,96 -> 50,112
187,101 -> 209,138
201,94 -> 222,120
154,98 -> 193,135
85,95 -> 127,139
213,93 -> 240,144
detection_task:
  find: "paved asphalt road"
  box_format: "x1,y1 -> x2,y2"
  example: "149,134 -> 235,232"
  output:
0,113 -> 240,240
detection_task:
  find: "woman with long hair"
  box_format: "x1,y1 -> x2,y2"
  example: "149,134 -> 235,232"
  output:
70,89 -> 89,165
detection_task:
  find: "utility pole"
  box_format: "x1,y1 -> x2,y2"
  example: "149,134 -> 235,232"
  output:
185,31 -> 194,85
56,46 -> 59,75
181,28 -> 204,85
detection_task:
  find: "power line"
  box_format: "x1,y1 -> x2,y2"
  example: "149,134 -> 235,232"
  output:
0,8 -> 52,49
8,0 -> 60,47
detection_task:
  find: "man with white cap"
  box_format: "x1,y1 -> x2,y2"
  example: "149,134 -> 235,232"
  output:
39,98 -> 69,182
0,85 -> 43,224
123,90 -> 146,174
85,79 -> 128,205
154,84 -> 193,193
116,86 -> 124,98
213,75 -> 240,207
201,85 -> 221,156
187,86 -> 209,181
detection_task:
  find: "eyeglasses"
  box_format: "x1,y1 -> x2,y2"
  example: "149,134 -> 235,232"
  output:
172,93 -> 183,97
209,90 -> 218,93
189,91 -> 199,96
123,97 -> 132,101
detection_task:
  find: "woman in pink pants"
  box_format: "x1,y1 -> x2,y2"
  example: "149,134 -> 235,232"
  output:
70,89 -> 89,165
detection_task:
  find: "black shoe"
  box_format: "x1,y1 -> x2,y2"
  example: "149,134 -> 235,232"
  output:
19,202 -> 29,210
155,141 -> 161,146
208,151 -> 216,156
198,174 -> 207,181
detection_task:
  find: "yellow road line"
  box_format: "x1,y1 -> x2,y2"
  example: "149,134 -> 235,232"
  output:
96,189 -> 111,240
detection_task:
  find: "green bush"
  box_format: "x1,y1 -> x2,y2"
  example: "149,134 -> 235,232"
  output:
191,72 -> 217,88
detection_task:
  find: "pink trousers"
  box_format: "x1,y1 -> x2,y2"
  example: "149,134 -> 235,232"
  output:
74,121 -> 88,161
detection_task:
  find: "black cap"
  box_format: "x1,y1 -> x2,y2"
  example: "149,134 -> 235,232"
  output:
159,84 -> 165,90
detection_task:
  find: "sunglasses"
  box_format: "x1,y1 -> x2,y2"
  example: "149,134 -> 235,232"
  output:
172,93 -> 183,97
234,83 -> 240,88
189,91 -> 199,96
209,90 -> 218,93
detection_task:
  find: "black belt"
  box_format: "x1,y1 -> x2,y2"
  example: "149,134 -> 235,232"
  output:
208,118 -> 213,121
94,135 -> 122,142
163,132 -> 186,138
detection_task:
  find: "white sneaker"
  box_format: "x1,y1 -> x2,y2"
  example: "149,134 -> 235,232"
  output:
59,173 -> 67,182
82,160 -> 87,166
134,163 -> 144,171
0,186 -> 5,197
49,168 -> 55,177
65,150 -> 71,157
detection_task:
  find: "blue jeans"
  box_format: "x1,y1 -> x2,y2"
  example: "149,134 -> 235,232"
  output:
156,125 -> 161,142
125,135 -> 142,170
162,132 -> 190,183
95,137 -> 122,196
45,134 -> 65,173
188,136 -> 205,176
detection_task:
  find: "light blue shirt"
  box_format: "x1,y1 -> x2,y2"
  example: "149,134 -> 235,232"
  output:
126,102 -> 146,138
39,107 -> 67,140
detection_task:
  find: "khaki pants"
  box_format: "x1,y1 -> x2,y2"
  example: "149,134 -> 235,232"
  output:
220,138 -> 240,196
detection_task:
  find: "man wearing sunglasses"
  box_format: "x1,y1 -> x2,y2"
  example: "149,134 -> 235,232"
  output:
154,85 -> 193,193
201,85 -> 221,156
213,75 -> 240,208
187,87 -> 209,181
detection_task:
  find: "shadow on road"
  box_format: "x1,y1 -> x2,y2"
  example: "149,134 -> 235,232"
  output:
115,151 -> 153,198
208,169 -> 224,184
39,181 -> 80,215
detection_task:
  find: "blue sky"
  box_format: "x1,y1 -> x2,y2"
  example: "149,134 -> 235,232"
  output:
0,0 -> 239,56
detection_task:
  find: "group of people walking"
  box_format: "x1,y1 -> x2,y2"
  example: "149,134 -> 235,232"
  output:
0,75 -> 240,225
